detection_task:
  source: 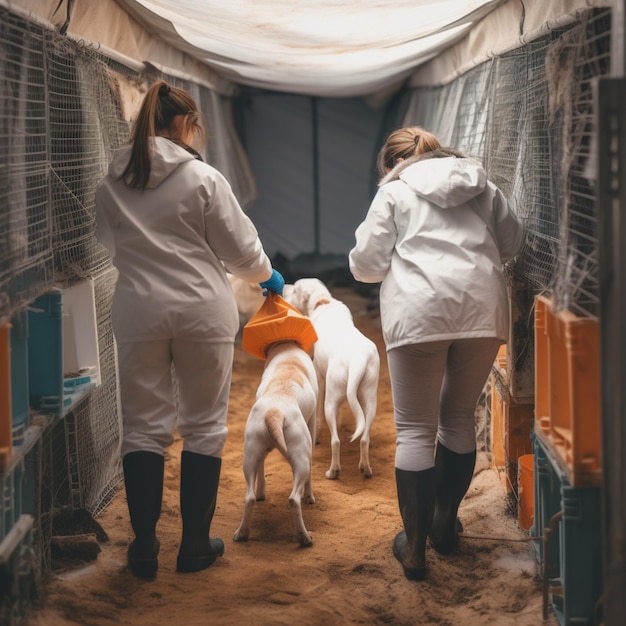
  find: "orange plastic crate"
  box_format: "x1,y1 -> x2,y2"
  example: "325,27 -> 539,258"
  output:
1,323 -> 12,469
490,372 -> 534,495
495,343 -> 507,372
534,295 -> 601,487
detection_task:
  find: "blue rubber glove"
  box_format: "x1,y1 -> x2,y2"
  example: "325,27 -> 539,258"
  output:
259,269 -> 285,296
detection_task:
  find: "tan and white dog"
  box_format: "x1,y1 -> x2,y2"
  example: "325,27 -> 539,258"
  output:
286,278 -> 380,480
233,340 -> 318,547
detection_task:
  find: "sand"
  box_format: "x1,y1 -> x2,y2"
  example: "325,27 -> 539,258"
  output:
23,288 -> 557,626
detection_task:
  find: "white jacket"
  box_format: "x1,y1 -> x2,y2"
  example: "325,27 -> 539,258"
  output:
349,156 -> 524,350
95,137 -> 272,342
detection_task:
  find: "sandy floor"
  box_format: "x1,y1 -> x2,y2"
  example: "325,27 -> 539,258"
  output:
24,288 -> 557,626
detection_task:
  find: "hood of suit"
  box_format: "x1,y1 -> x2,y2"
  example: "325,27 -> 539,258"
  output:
108,136 -> 197,189
380,154 -> 488,209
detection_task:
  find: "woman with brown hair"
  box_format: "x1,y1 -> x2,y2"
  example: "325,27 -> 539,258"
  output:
349,126 -> 524,581
95,80 -> 283,579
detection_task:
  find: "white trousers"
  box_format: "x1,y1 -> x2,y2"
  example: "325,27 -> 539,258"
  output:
387,338 -> 501,472
116,338 -> 234,458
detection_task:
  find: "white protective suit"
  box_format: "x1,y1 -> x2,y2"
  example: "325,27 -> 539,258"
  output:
96,137 -> 272,457
350,154 -> 524,469
349,155 -> 524,351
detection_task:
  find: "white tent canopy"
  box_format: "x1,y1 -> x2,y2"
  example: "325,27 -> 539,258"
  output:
10,0 -> 609,98
116,0 -> 506,97
11,0 -> 509,98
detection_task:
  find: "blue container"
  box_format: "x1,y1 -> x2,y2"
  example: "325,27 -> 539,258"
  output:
532,435 -> 602,625
532,435 -> 562,576
10,310 -> 29,444
28,289 -> 63,416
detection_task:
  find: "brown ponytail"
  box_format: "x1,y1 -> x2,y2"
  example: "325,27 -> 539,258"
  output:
376,126 -> 441,179
121,80 -> 207,189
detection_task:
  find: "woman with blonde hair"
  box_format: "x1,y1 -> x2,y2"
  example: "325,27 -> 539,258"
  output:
96,80 -> 283,578
349,126 -> 524,580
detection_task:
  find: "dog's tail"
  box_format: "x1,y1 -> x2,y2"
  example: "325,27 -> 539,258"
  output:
264,407 -> 289,457
346,365 -> 367,443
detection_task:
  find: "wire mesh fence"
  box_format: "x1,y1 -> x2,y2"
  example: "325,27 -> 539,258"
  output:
0,11 -> 52,319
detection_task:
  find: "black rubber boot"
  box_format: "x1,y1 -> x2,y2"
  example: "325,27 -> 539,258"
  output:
176,451 -> 225,573
429,442 -> 476,555
392,467 -> 436,581
122,451 -> 164,579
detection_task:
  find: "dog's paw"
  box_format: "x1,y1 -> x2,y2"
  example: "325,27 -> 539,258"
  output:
233,528 -> 249,542
359,464 -> 373,478
325,467 -> 340,480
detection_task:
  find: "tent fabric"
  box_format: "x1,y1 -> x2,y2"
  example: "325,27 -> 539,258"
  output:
8,0 -> 609,98
114,0 -> 507,98
9,0 -> 509,99
242,93 -> 385,259
409,0 -> 612,87
4,0 -> 235,94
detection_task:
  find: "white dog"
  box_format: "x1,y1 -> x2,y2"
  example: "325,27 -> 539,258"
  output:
233,340 -> 318,547
286,278 -> 380,480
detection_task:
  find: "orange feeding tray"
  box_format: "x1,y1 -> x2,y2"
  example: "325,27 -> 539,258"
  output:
242,292 -> 317,360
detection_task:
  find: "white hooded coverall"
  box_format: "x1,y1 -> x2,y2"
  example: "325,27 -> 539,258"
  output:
349,155 -> 524,470
96,137 -> 272,458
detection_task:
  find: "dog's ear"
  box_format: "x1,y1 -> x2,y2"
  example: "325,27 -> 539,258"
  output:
291,284 -> 307,312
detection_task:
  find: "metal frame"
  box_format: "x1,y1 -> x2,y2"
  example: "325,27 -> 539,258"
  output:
598,2 -> 626,621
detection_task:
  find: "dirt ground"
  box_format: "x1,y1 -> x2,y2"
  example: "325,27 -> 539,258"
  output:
24,288 -> 557,626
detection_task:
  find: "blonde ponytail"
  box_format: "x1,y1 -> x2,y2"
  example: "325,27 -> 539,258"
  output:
376,126 -> 441,179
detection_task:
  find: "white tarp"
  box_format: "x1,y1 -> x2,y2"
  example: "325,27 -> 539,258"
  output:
111,0 -> 508,98
7,0 -> 610,97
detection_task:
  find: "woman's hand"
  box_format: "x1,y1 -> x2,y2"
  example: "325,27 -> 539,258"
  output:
259,269 -> 285,296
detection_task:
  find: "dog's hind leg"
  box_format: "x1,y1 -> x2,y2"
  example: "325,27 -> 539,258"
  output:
288,458 -> 313,547
254,455 -> 267,501
359,434 -> 372,478
314,368 -> 325,445
233,451 -> 265,542
358,386 -> 378,478
304,420 -> 316,505
357,358 -> 380,478
302,442 -> 315,506
323,381 -> 344,480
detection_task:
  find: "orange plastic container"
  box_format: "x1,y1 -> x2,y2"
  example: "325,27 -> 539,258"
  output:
490,373 -> 534,495
534,295 -> 601,487
1,323 -> 12,469
242,292 -> 318,360
495,343 -> 507,372
517,453 -> 535,530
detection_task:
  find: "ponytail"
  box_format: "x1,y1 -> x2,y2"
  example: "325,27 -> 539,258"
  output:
121,80 -> 206,189
376,126 -> 441,179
